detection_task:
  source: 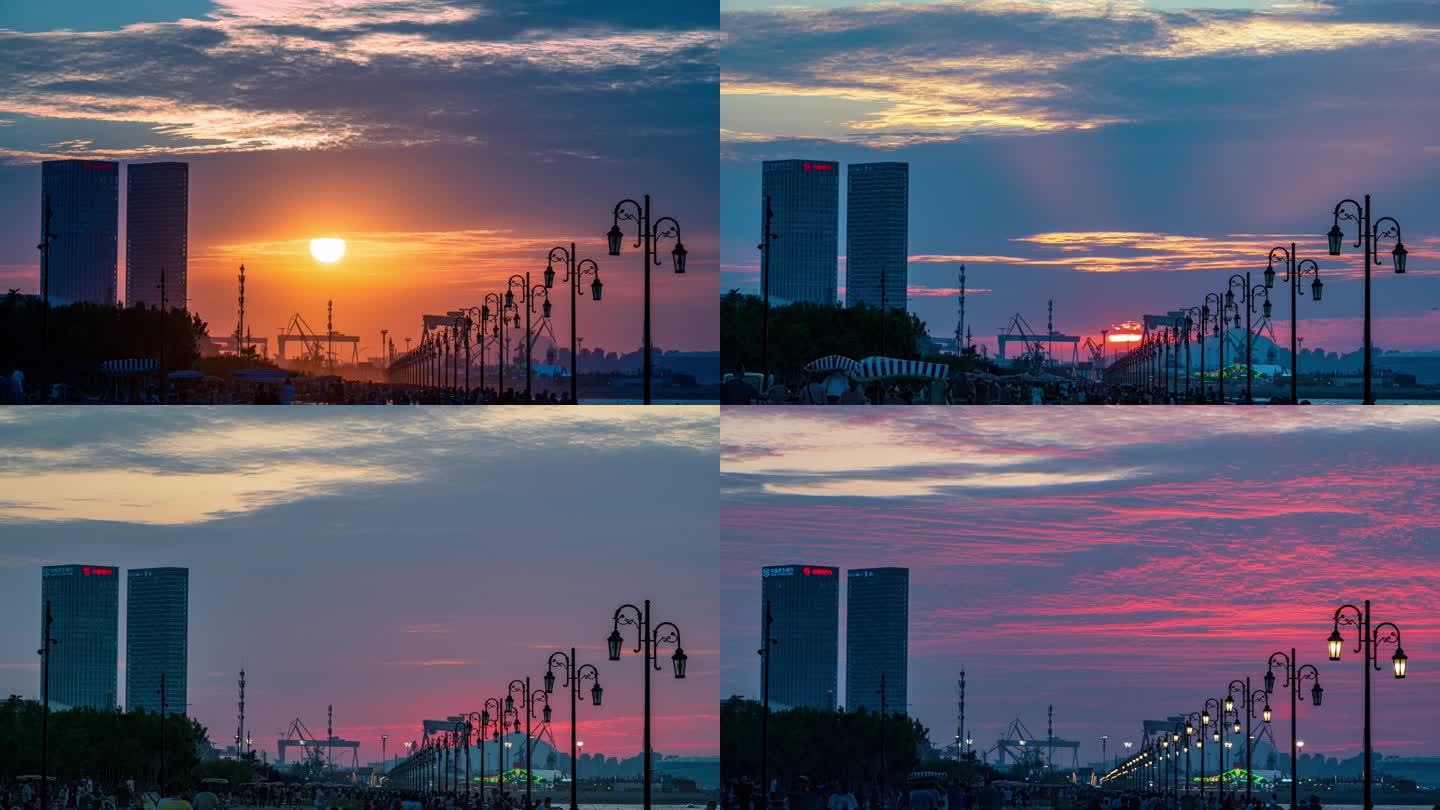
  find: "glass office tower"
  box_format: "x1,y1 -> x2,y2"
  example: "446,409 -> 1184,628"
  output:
40,564 -> 120,709
761,564 -> 839,709
761,159 -> 840,305
845,567 -> 909,713
845,162 -> 909,311
126,567 -> 189,715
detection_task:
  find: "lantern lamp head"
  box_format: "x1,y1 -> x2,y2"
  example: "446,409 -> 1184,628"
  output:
1327,223 -> 1344,256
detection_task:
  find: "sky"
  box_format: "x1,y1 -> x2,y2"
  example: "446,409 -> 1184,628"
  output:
0,407 -> 719,763
720,409 -> 1440,759
0,0 -> 718,358
720,0 -> 1440,355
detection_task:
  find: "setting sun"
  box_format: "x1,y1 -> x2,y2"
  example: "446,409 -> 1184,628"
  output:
310,237 -> 346,263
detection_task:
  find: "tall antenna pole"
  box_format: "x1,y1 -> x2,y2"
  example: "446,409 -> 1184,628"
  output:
327,301 -> 335,372
957,669 -> 967,758
237,670 -> 247,757
328,704 -> 335,771
957,265 -> 966,354
1048,705 -> 1054,771
236,262 -> 246,355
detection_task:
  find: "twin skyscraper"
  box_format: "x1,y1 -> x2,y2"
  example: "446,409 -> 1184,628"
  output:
39,565 -> 189,716
759,565 -> 908,713
39,159 -> 189,309
760,159 -> 909,312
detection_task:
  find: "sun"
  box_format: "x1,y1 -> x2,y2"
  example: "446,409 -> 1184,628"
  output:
310,237 -> 346,263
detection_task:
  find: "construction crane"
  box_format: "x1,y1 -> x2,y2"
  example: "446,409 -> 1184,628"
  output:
277,312 -> 360,366
984,714 -> 1081,775
996,313 -> 1047,370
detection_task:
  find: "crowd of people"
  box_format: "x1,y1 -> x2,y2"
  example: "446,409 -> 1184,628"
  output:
722,775 -> 1079,810
0,779 -> 719,810
720,365 -> 1314,406
719,776 -> 1421,810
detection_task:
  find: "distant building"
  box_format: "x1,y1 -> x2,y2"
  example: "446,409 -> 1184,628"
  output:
761,564 -> 839,709
761,160 -> 839,305
846,162 -> 908,311
40,564 -> 120,709
845,567 -> 908,713
41,160 -> 119,305
126,162 -> 189,310
126,567 -> 189,715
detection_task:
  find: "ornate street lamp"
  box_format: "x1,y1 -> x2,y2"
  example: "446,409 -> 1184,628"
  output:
1266,649 -> 1322,810
1329,601 -> 1409,810
608,600 -> 685,809
1265,243 -> 1324,404
546,648 -> 603,810
1328,196 -> 1409,403
608,195 -> 686,404
507,273 -> 552,402
507,678 -> 550,810
546,243 -> 603,404
1228,677 -> 1270,804
1227,271 -> 1270,403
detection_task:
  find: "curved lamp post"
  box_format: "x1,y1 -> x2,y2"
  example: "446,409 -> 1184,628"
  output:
1264,244 -> 1323,404
546,243 -> 603,404
1329,601 -> 1408,810
608,600 -> 686,810
484,696 -> 509,800
1181,309 -> 1204,401
507,273 -> 552,402
1265,649 -> 1322,810
546,648 -> 603,810
1226,272 -> 1270,403
608,195 -> 687,405
508,677 -> 551,810
459,710 -> 491,799
482,293 -> 510,398
1328,196 -> 1408,404
1227,677 -> 1270,804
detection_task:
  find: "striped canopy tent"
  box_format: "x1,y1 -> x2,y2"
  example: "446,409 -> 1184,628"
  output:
852,356 -> 949,382
804,354 -> 858,374
100,359 -> 159,376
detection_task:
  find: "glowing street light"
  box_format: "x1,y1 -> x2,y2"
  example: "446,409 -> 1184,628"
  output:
1329,600 -> 1410,810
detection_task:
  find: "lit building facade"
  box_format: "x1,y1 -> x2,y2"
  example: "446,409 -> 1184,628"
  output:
761,159 -> 839,305
41,160 -> 119,305
845,162 -> 909,311
40,564 -> 120,709
761,564 -> 839,709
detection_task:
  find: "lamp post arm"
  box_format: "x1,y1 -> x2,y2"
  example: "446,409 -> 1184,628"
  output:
1333,603 -> 1367,655
613,199 -> 645,250
1334,199 -> 1364,250
651,620 -> 683,671
1371,621 -> 1403,669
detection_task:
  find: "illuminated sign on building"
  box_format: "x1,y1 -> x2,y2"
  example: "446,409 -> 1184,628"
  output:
849,569 -> 875,577
802,162 -> 835,172
802,566 -> 834,576
82,566 -> 115,576
762,566 -> 795,577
